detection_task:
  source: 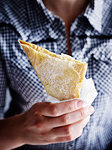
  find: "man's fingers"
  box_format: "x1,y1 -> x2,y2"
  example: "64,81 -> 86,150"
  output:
34,100 -> 83,117
50,116 -> 90,137
39,106 -> 94,129
46,116 -> 90,144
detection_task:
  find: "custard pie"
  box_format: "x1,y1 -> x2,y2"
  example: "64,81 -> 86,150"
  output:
19,40 -> 87,100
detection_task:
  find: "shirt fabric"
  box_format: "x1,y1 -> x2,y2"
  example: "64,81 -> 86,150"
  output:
0,0 -> 112,150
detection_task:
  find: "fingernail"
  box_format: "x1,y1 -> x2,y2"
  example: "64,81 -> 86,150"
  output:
77,101 -> 83,108
88,106 -> 94,114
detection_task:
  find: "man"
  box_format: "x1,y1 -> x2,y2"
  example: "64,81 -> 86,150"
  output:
0,0 -> 112,149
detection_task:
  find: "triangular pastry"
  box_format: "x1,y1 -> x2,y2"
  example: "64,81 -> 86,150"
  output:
19,40 -> 87,101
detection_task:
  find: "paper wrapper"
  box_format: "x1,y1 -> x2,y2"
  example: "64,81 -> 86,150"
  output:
46,78 -> 97,106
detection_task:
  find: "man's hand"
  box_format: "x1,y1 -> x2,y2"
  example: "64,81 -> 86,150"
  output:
0,100 -> 94,150
22,100 -> 94,145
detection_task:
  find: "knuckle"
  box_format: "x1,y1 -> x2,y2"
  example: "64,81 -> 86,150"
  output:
79,108 -> 85,119
61,114 -> 69,124
36,121 -> 44,130
50,104 -> 58,116
67,103 -> 74,111
33,110 -> 39,116
65,126 -> 71,136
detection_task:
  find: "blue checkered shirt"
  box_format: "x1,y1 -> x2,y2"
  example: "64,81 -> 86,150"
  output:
0,0 -> 112,149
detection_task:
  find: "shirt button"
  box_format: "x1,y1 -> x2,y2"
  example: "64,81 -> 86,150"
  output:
68,144 -> 73,150
60,35 -> 64,39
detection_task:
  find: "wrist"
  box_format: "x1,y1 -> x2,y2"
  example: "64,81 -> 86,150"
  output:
11,113 -> 26,147
0,113 -> 26,149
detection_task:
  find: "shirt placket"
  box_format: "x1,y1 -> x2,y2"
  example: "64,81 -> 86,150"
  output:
70,17 -> 85,60
47,19 -> 77,149
48,18 -> 67,55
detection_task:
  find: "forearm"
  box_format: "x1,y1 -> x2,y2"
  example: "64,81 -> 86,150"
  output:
0,114 -> 25,150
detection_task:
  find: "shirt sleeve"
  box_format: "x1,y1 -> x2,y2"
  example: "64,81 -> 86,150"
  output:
0,54 -> 7,119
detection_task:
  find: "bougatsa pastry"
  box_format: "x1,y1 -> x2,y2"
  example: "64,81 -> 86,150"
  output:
19,40 -> 87,101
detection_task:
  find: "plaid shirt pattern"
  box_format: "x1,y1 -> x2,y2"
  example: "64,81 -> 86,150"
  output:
0,0 -> 112,149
